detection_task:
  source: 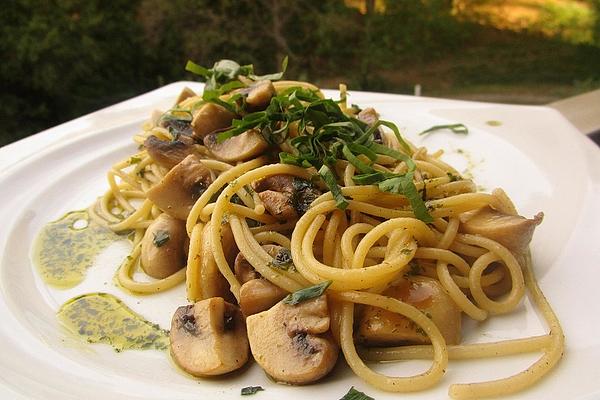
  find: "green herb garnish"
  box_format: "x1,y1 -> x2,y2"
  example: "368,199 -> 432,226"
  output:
340,386 -> 374,400
419,123 -> 468,136
270,248 -> 294,270
283,281 -> 332,305
129,156 -> 141,164
152,230 -> 170,247
241,386 -> 264,396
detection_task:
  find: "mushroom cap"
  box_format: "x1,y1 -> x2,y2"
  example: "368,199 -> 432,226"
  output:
144,135 -> 197,169
459,206 -> 543,254
146,154 -> 212,220
191,103 -> 235,140
170,297 -> 249,376
140,213 -> 187,279
246,295 -> 339,384
203,129 -> 269,163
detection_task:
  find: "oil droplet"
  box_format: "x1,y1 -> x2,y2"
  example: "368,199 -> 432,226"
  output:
486,120 -> 503,127
58,292 -> 169,352
33,210 -> 124,288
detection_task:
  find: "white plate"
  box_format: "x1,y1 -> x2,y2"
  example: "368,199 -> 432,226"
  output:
1,82 -> 599,400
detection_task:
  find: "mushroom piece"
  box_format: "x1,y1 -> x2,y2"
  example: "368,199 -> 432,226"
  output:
196,221 -> 238,302
203,128 -> 268,163
245,80 -> 276,111
146,154 -> 213,220
174,87 -> 197,106
144,134 -> 197,169
234,245 -> 289,316
459,206 -> 543,254
246,295 -> 339,384
170,297 -> 249,376
191,103 -> 235,140
252,175 -> 321,221
140,213 -> 187,279
357,107 -> 383,143
357,276 -> 462,345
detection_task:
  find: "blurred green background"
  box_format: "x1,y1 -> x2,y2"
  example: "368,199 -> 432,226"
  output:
2,0 -> 600,147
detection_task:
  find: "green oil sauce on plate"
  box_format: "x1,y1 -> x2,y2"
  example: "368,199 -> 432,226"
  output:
58,292 -> 169,352
32,210 -> 122,288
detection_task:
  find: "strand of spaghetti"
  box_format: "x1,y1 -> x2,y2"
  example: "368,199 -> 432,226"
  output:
359,334 -> 552,361
273,80 -> 324,97
437,261 -> 488,321
332,291 -> 448,392
323,210 -> 343,266
186,156 -> 267,234
460,234 -> 525,314
448,252 -> 564,399
185,222 -> 204,302
414,160 -> 446,177
106,170 -> 135,211
427,193 -> 495,218
237,216 -> 310,287
208,163 -> 314,298
297,214 -> 408,290
116,242 -> 186,293
340,223 -> 373,269
437,217 -> 459,249
253,230 -> 291,248
229,215 -> 303,293
427,180 -> 477,199
415,247 -> 471,275
109,199 -> 153,232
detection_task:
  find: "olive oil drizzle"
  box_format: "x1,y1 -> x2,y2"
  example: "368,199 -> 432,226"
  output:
58,292 -> 169,352
33,210 -> 123,288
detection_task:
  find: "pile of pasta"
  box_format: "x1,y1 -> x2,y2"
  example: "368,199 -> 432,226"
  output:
89,78 -> 563,399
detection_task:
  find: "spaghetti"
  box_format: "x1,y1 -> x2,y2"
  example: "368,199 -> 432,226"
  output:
87,60 -> 563,399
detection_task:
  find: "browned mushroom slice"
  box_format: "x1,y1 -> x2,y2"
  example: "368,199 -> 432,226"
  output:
140,213 -> 187,279
234,245 -> 289,316
252,175 -> 321,219
246,295 -> 339,384
144,135 -> 197,169
245,80 -> 276,111
191,103 -> 235,140
239,279 -> 288,316
357,276 -> 461,346
459,206 -> 543,254
203,128 -> 268,162
175,87 -> 197,106
258,190 -> 297,221
170,298 -> 249,376
146,154 -> 212,220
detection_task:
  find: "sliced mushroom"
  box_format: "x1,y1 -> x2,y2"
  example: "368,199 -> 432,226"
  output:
252,175 -> 321,220
140,213 -> 187,279
203,128 -> 268,162
459,206 -> 543,254
246,295 -> 339,384
357,276 -> 461,345
191,103 -> 235,140
196,222 -> 237,302
175,87 -> 197,106
146,154 -> 213,220
234,245 -> 289,316
170,297 -> 249,376
240,279 -> 288,317
245,80 -> 276,111
144,135 -> 197,169
357,107 -> 383,143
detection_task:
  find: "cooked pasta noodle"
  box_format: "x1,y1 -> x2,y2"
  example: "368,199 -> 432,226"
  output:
88,68 -> 563,399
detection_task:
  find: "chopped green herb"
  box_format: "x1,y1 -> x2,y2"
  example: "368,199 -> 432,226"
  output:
340,386 -> 374,400
129,156 -> 141,164
241,386 -> 264,396
407,261 -> 422,276
283,281 -> 332,305
419,123 -> 468,136
447,172 -> 461,182
270,248 -> 294,270
152,230 -> 170,247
